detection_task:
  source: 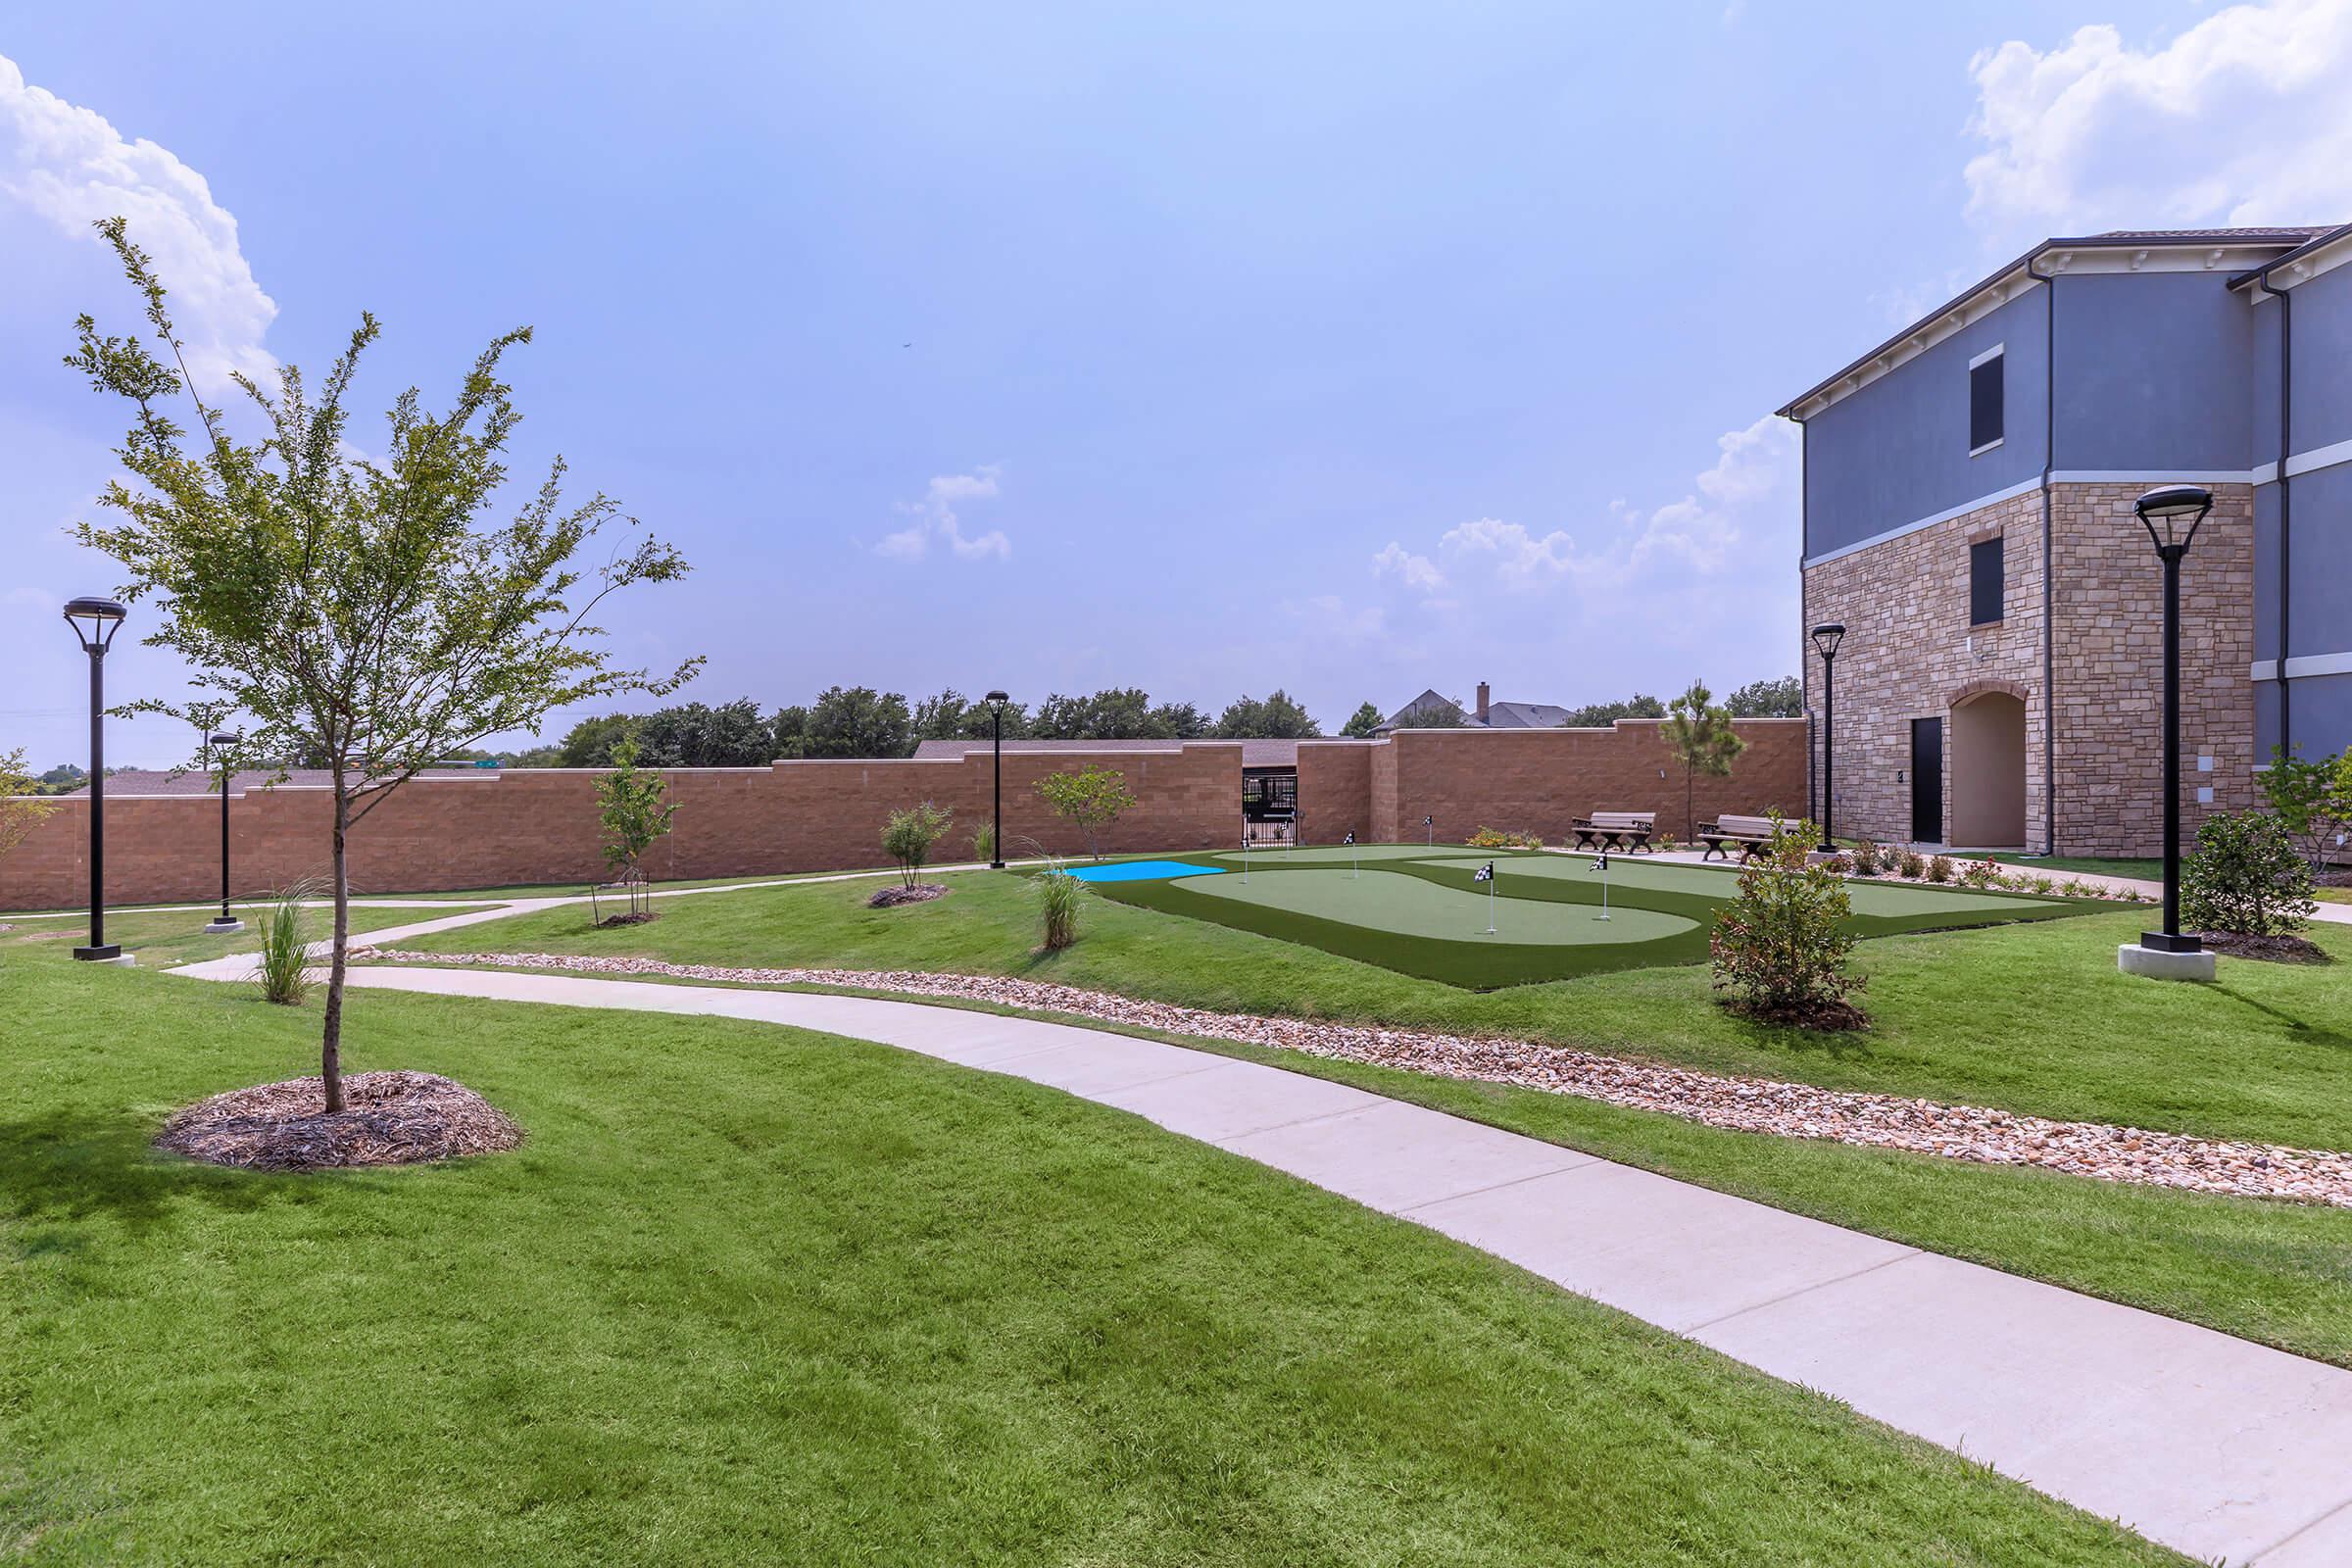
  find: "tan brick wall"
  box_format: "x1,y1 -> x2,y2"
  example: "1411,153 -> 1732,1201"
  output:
1800,480 -> 2257,857
0,745 -> 1245,911
1296,740 -> 1373,844
1374,720 -> 1808,845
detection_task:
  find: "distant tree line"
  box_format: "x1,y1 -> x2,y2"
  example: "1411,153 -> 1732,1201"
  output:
1557,675 -> 1799,728
512,685 -> 1334,766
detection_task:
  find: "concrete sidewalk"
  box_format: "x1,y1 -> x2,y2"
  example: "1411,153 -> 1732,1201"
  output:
290,959 -> 2352,1564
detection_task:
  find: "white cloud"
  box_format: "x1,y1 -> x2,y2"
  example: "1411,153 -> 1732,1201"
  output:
1963,0 -> 2352,248
1371,541 -> 1445,592
875,464 -> 1011,563
0,51 -> 276,392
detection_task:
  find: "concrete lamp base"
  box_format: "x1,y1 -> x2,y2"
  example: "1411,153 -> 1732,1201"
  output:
2118,942 -> 2217,983
204,918 -> 246,934
73,949 -> 135,967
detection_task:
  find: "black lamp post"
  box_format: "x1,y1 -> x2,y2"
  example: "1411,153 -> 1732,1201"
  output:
2133,483 -> 2213,956
984,690 -> 1009,868
63,597 -> 127,961
205,730 -> 244,933
1811,621 -> 1846,849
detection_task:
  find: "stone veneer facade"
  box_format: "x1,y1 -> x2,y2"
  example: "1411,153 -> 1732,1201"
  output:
1802,481 -> 2256,858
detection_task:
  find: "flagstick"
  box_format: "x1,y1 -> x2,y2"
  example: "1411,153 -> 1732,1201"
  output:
1488,876 -> 1496,935
1598,855 -> 1611,921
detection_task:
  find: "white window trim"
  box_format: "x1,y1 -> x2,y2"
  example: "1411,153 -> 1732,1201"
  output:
1968,343 -> 2006,371
1969,437 -> 2005,459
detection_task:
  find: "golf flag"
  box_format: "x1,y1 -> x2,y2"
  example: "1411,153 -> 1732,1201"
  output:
1474,861 -> 1494,883
1591,852 -> 1608,872
1343,831 -> 1355,845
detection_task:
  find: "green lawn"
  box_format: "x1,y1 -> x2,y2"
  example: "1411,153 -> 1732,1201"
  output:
383,868 -> 2352,1367
1,903 -> 482,971
0,947 -> 2174,1563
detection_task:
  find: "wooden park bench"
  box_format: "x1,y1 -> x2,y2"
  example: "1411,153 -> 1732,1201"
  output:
1697,813 -> 1778,861
1570,810 -> 1657,854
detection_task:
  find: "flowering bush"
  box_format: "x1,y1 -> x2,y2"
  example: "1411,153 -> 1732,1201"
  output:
1708,814 -> 1867,1028
1467,826 -> 1544,850
1897,849 -> 1927,879
1848,841 -> 1881,877
1960,858 -> 2000,888
1925,854 -> 1955,884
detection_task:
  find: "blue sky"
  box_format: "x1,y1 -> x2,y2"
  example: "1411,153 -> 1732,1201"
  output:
5,0 -> 2349,766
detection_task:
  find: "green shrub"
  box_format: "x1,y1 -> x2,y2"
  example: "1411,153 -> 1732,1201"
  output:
1848,841 -> 1880,877
255,878 -> 322,1005
1036,864 -> 1085,950
1925,854 -> 1955,884
1960,858 -> 1999,888
881,801 -> 954,890
2182,810 -> 2318,937
1707,814 -> 1865,1027
1897,849 -> 1926,879
970,820 -> 997,863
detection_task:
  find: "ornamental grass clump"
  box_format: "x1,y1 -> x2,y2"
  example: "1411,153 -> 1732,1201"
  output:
1708,814 -> 1866,1030
1036,862 -> 1085,951
255,877 -> 324,1005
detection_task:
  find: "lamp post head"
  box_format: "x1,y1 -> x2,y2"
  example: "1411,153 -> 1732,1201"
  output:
63,596 -> 127,654
984,690 -> 1008,706
1810,621 -> 1846,662
208,732 -> 242,748
2133,484 -> 2212,557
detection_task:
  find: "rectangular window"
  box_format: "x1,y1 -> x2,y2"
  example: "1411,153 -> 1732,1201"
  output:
1970,536 -> 2004,625
1969,347 -> 2004,455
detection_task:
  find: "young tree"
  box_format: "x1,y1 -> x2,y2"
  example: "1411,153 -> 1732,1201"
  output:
1662,679 -> 1747,839
71,218 -> 695,1112
0,749 -> 57,863
597,736 -> 677,912
880,801 -> 954,890
1341,701 -> 1385,739
2260,745 -> 2352,873
1708,813 -> 1866,1027
1035,764 -> 1136,858
1724,675 -> 1803,717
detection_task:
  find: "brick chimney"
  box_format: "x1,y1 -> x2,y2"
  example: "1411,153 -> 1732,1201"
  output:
1475,681 -> 1491,723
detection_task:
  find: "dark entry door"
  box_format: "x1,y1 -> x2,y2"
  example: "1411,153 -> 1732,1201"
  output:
1910,717 -> 1943,844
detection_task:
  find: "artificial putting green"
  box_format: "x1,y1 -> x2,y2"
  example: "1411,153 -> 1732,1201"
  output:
1073,846 -> 2091,988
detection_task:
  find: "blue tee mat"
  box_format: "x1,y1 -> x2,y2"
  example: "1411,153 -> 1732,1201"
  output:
1062,859 -> 1227,883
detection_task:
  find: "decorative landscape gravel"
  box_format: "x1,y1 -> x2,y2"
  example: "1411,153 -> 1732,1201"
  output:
359,948 -> 2352,1208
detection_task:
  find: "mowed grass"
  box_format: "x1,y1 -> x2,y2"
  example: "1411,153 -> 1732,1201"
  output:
386,870 -> 2352,1367
0,954 -> 2177,1564
0,903 -> 483,971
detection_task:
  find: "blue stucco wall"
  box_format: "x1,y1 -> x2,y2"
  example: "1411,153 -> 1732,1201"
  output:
2280,673 -> 2352,762
2053,271 -> 2256,471
2285,464 -> 2352,659
2290,263 -> 2352,450
1801,285 -> 2048,559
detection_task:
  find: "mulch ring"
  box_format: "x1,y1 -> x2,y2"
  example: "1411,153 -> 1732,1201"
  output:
868,884 -> 950,908
2200,931 -> 2334,964
154,1070 -> 523,1172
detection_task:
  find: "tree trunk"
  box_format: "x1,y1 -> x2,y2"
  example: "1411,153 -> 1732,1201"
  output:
320,784 -> 351,1114
1685,763 -> 1696,843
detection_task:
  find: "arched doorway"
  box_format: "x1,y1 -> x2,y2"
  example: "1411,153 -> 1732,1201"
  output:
1948,688 -> 2027,849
